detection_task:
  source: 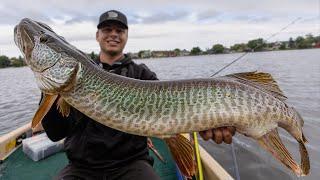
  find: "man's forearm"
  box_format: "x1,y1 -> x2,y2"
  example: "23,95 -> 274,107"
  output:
41,104 -> 71,141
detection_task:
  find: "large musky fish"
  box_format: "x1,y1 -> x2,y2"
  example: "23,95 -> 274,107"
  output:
14,18 -> 310,177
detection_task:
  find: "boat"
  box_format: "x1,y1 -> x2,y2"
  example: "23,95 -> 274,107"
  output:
0,123 -> 233,180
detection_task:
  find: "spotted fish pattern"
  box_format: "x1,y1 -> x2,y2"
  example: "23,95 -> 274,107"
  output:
60,65 -> 297,139
14,18 -> 310,176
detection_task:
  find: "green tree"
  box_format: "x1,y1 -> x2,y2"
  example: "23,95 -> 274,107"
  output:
138,50 -> 151,58
138,50 -> 144,58
190,47 -> 202,55
10,57 -> 25,67
247,38 -> 266,51
230,43 -> 247,52
288,37 -> 295,49
0,55 -> 10,68
266,42 -> 275,49
315,35 -> 320,43
295,36 -> 309,49
18,56 -> 26,66
305,34 -> 315,45
212,44 -> 225,54
173,48 -> 181,56
279,42 -> 286,50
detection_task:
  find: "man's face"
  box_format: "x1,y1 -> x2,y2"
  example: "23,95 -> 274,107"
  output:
96,21 -> 128,56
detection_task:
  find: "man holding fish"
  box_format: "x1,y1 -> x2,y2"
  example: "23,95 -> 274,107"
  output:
39,10 -> 235,179
15,7 -> 309,179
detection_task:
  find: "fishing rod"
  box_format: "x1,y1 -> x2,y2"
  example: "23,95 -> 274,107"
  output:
210,17 -> 302,77
208,17 -> 302,180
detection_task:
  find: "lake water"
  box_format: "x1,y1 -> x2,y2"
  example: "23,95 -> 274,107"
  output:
0,49 -> 319,179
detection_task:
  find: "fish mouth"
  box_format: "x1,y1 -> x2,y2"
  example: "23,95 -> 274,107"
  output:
15,29 -> 32,57
14,18 -> 37,62
257,129 -> 309,176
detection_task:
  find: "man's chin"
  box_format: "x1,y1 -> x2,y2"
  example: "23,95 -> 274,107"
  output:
105,50 -> 121,57
108,51 -> 118,56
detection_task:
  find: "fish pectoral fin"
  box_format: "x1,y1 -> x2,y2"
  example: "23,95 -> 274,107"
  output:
56,97 -> 70,117
257,129 -> 302,176
226,71 -> 287,101
31,94 -> 58,129
299,140 -> 310,176
164,134 -> 197,178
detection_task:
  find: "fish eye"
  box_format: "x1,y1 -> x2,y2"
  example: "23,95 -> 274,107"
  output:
36,21 -> 54,32
40,34 -> 48,43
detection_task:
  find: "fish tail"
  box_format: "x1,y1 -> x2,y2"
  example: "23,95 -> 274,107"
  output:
164,134 -> 197,178
257,129 -> 302,176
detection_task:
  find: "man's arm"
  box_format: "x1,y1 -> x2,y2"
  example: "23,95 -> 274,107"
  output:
41,99 -> 74,142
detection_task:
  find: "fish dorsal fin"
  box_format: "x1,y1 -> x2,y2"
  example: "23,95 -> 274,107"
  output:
226,71 -> 287,101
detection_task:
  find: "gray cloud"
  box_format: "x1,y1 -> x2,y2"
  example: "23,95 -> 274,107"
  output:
196,9 -> 221,21
301,16 -> 320,23
63,34 -> 94,42
65,15 -> 97,24
135,11 -> 189,24
0,8 -> 51,25
0,0 -> 318,26
233,15 -> 272,23
234,15 -> 252,21
130,32 -> 172,39
0,0 -> 99,25
249,16 -> 272,23
1,0 -> 319,57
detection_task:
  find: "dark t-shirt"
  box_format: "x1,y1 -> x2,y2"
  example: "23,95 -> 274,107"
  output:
42,54 -> 158,170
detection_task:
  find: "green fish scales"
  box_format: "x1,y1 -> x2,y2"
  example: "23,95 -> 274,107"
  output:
62,65 -> 292,139
14,18 -> 310,176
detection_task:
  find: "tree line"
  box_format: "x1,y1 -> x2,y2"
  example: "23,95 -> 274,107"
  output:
188,33 -> 320,56
0,55 -> 25,68
131,33 -> 320,58
1,33 -> 319,68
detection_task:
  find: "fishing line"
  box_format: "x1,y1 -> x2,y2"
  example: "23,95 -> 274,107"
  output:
208,17 -> 302,180
231,142 -> 241,180
210,17 -> 302,77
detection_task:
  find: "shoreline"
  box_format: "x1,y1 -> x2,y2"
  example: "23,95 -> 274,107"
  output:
134,48 -> 320,60
1,48 -> 319,69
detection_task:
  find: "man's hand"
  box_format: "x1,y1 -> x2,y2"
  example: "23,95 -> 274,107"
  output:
199,127 -> 236,144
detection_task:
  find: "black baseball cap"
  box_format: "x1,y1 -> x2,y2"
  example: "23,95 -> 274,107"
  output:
97,10 -> 128,29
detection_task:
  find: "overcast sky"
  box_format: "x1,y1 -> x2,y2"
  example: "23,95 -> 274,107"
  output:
1,0 -> 319,57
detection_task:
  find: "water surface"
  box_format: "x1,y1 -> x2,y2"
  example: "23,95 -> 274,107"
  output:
0,49 -> 319,179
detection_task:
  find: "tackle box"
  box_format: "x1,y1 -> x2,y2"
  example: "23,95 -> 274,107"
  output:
22,133 -> 64,161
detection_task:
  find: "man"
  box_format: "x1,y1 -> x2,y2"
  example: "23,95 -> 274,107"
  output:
42,10 -> 235,180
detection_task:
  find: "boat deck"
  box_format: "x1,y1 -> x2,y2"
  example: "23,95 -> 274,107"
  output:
0,138 -> 179,180
0,123 -> 234,180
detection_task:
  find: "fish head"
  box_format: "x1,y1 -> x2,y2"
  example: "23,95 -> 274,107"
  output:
14,18 -> 61,72
14,18 -> 82,94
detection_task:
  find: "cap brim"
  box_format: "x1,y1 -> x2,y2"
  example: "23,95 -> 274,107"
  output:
97,20 -> 128,29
